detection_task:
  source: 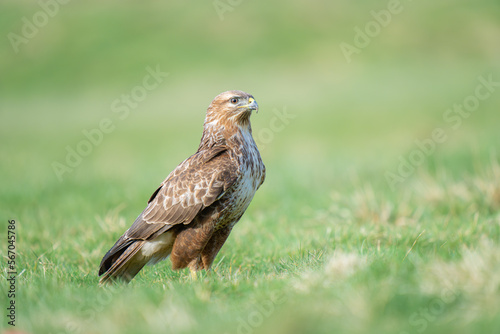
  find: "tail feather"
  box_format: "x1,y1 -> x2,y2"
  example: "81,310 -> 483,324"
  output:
99,240 -> 147,284
99,236 -> 132,276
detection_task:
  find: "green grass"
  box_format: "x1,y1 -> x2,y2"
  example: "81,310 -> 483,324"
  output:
1,0 -> 500,333
2,95 -> 499,334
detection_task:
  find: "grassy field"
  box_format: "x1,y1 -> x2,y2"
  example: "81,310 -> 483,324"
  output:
1,1 -> 500,333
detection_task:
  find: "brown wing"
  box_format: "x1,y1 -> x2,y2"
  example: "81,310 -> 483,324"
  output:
126,144 -> 237,238
99,144 -> 238,275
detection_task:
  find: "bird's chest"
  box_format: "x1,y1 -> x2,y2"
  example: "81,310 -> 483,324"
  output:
233,156 -> 263,204
215,143 -> 264,230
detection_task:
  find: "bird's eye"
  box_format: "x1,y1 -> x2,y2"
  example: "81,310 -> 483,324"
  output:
230,98 -> 239,104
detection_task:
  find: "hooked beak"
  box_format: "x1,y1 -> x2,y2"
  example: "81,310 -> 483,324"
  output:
238,97 -> 259,113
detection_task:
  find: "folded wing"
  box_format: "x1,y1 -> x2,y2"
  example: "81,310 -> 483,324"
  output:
98,144 -> 238,281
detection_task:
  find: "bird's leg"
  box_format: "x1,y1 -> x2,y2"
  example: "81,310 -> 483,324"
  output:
190,269 -> 198,280
188,256 -> 203,280
200,226 -> 233,270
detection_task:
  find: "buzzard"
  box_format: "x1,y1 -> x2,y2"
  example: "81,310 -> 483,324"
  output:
98,90 -> 265,284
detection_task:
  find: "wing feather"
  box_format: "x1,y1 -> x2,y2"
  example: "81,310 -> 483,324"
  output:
123,145 -> 237,241
100,144 -> 238,276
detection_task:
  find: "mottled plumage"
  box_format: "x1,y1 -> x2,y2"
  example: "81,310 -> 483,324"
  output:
99,90 -> 265,284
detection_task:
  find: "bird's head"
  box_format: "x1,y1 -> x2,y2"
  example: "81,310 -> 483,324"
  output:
205,90 -> 258,129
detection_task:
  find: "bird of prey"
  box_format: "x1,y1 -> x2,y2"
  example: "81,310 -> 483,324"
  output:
98,90 -> 265,284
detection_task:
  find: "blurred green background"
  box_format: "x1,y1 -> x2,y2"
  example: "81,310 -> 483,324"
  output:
1,0 -> 500,333
1,0 -> 499,187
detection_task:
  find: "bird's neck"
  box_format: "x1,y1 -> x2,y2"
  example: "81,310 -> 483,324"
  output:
197,120 -> 254,153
